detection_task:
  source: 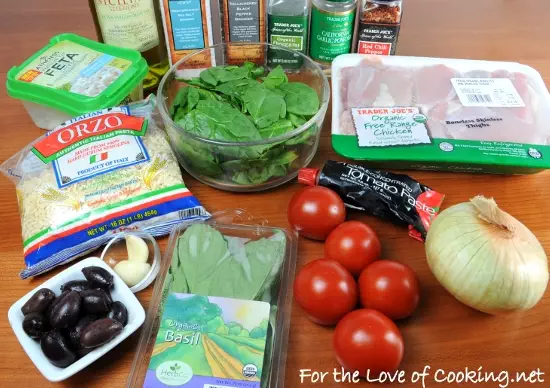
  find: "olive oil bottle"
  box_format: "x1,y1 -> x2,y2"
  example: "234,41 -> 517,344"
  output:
88,0 -> 169,92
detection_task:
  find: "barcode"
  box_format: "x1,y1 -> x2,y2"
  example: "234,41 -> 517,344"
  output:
179,206 -> 210,220
466,94 -> 493,104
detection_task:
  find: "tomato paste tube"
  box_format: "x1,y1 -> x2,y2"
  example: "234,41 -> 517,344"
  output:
298,160 -> 445,241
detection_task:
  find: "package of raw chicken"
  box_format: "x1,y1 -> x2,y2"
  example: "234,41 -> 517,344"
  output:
332,54 -> 550,174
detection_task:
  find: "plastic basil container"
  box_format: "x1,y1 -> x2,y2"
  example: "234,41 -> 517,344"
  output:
127,210 -> 298,388
6,33 -> 148,130
157,42 -> 330,192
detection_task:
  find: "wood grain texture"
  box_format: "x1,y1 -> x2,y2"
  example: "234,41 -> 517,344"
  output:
0,0 -> 550,387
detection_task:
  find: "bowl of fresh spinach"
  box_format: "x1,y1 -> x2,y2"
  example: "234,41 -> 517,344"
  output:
157,43 -> 330,192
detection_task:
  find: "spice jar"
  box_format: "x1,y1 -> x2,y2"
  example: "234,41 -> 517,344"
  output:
355,0 -> 402,55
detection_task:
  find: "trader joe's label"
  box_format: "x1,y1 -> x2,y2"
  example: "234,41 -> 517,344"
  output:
143,293 -> 270,388
309,7 -> 355,63
352,107 -> 431,147
268,15 -> 308,68
32,107 -> 149,188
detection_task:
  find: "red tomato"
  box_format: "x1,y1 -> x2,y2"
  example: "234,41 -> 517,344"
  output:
288,186 -> 346,240
333,309 -> 404,378
358,260 -> 420,320
325,221 -> 382,277
294,259 -> 358,325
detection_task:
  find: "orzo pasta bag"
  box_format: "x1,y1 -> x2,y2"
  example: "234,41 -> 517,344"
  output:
1,96 -> 209,279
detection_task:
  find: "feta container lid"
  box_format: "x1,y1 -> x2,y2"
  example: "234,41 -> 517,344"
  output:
331,54 -> 550,174
6,33 -> 148,116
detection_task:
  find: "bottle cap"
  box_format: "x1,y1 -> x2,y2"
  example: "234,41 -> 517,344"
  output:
298,168 -> 320,186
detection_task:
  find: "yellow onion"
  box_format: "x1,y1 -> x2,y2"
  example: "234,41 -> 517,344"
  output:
425,195 -> 548,314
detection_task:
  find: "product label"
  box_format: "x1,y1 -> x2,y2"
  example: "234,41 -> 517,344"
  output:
94,0 -> 160,52
357,23 -> 400,55
32,107 -> 149,188
17,41 -> 131,97
162,0 -> 213,68
143,293 -> 270,388
451,78 -> 526,108
267,15 -> 308,69
168,0 -> 205,50
228,0 -> 260,42
222,0 -> 266,64
352,107 -> 431,147
309,7 -> 355,63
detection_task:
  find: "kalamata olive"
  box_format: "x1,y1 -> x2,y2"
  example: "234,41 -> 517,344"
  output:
107,301 -> 128,326
68,315 -> 97,350
80,318 -> 123,348
61,280 -> 92,293
21,288 -> 55,315
80,289 -> 112,315
82,266 -> 114,290
46,290 -> 69,320
22,312 -> 50,339
49,291 -> 81,329
41,330 -> 76,368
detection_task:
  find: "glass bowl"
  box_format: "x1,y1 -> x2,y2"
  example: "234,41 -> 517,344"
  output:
157,42 -> 330,192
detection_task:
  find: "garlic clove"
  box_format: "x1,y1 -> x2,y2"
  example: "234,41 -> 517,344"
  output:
114,260 -> 152,287
125,235 -> 149,263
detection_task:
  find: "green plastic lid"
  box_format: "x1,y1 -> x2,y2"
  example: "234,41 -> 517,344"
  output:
6,33 -> 148,116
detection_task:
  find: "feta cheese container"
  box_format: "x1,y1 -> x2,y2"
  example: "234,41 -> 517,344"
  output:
6,33 -> 148,130
332,54 -> 550,174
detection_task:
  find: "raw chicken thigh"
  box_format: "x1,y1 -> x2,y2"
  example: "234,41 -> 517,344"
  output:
334,57 -> 550,146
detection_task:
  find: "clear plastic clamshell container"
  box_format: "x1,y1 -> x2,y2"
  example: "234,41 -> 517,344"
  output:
332,54 -> 550,174
127,209 -> 297,388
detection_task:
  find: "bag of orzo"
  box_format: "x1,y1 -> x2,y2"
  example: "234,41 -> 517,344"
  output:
1,96 -> 209,279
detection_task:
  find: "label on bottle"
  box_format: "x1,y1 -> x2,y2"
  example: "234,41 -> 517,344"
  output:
162,0 -> 213,68
356,23 -> 400,55
309,6 -> 355,63
267,14 -> 308,69
228,0 -> 260,42
168,0 -> 205,50
222,0 -> 266,65
94,0 -> 160,52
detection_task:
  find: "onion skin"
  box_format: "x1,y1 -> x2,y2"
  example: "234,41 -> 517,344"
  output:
425,196 -> 549,314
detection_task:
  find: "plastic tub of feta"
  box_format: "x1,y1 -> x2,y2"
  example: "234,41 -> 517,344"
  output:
6,33 -> 148,130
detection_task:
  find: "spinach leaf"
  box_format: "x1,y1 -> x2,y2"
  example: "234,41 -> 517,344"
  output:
242,87 -> 287,129
262,65 -> 288,89
170,87 -> 188,116
199,66 -> 251,86
288,113 -> 307,128
258,119 -> 294,139
285,123 -> 318,146
192,100 -> 262,141
278,82 -> 320,116
178,141 -> 223,177
230,151 -> 298,185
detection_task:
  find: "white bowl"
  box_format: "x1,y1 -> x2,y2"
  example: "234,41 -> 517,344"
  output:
7,257 -> 146,382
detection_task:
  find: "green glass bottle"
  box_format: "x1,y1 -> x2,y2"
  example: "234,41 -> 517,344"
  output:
89,0 -> 169,93
309,0 -> 358,68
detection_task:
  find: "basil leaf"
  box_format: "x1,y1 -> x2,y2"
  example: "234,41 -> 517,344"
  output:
278,82 -> 320,116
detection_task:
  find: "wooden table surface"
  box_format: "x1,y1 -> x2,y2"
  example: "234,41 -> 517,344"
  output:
1,1 -> 550,387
